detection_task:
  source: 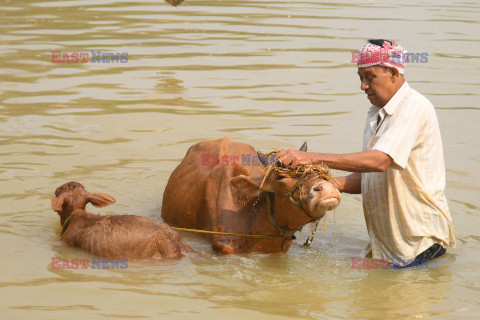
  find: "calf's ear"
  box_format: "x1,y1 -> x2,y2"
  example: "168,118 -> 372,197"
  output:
88,193 -> 116,208
51,195 -> 65,212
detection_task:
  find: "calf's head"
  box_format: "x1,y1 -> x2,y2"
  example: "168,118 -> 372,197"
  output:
51,181 -> 116,224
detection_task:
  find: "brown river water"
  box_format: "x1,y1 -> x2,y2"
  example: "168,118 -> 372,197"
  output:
1,0 -> 479,319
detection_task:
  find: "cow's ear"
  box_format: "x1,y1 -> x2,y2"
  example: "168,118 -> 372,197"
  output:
231,175 -> 270,196
87,193 -> 116,208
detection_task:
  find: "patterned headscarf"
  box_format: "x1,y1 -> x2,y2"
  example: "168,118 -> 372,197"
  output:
357,40 -> 408,74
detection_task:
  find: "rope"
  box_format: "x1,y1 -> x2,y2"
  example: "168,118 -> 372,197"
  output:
271,176 -> 321,222
168,182 -> 313,246
266,192 -> 297,237
170,192 -> 301,241
170,226 -> 282,239
62,215 -> 73,229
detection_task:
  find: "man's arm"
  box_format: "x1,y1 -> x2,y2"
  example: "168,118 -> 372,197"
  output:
334,172 -> 362,194
277,149 -> 393,173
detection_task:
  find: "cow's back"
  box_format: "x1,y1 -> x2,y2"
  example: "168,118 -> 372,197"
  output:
161,137 -> 262,230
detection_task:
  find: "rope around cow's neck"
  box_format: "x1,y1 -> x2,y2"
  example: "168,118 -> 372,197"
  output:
266,192 -> 301,238
266,192 -> 303,250
269,174 -> 322,222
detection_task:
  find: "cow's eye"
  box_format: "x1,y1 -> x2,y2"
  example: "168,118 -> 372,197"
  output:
277,175 -> 287,180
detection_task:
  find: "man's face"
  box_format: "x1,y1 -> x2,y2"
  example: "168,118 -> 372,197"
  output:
357,66 -> 400,108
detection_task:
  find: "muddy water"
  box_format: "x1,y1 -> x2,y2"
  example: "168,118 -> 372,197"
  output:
1,0 -> 479,319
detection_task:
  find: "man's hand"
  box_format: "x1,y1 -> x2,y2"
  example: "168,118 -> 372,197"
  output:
277,149 -> 316,169
334,172 -> 362,194
278,149 -> 393,173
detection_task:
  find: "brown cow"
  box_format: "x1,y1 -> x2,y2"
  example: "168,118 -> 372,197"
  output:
52,182 -> 193,259
161,137 -> 341,254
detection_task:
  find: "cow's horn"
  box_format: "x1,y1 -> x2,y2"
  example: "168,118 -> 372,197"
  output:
299,141 -> 308,152
258,152 -> 280,167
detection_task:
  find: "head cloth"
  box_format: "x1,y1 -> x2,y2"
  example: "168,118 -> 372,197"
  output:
357,40 -> 407,74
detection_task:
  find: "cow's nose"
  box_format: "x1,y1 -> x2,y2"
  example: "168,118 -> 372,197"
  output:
313,180 -> 330,192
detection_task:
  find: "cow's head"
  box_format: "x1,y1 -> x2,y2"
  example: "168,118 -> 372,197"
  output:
51,181 -> 116,225
230,142 -> 341,220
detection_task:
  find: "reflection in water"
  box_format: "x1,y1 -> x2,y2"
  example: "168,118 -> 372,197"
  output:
1,0 -> 479,319
165,0 -> 186,7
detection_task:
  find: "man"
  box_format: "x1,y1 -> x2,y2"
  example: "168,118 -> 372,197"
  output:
277,39 -> 455,268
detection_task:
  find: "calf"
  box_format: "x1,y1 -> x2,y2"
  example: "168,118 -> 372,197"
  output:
51,181 -> 193,259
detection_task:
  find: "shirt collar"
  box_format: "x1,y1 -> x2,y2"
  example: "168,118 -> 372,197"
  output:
367,81 -> 410,116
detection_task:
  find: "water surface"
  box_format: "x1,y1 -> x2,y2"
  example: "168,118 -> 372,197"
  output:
1,0 -> 479,319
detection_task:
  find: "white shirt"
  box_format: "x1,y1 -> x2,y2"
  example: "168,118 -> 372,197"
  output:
361,81 -> 455,266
